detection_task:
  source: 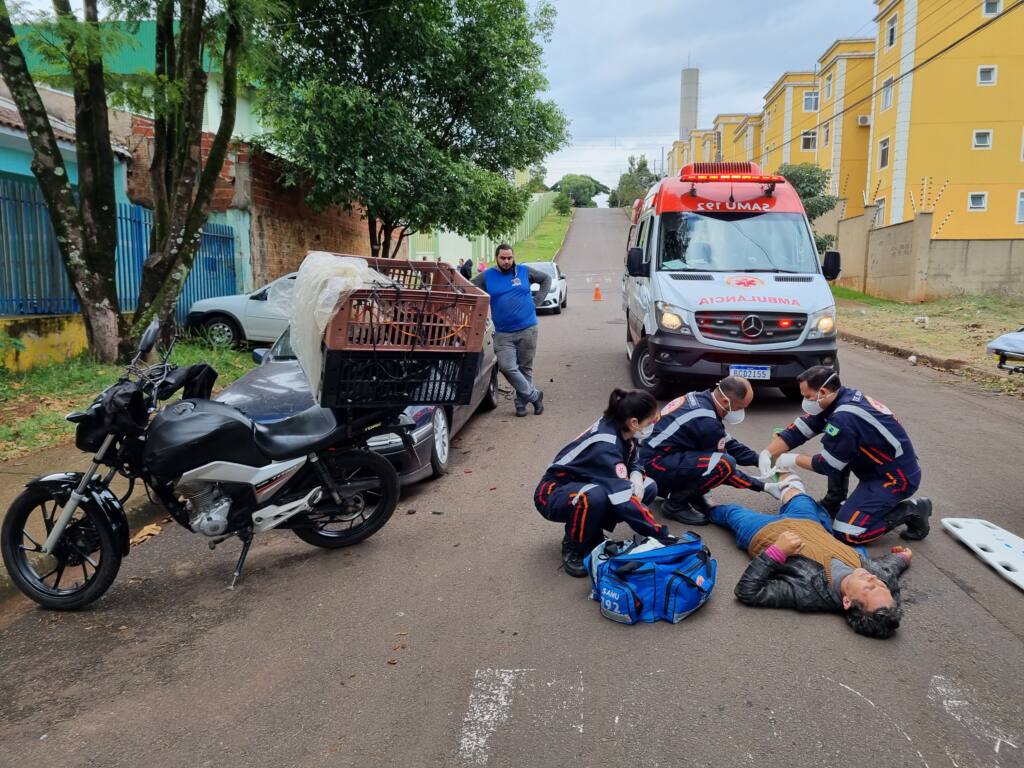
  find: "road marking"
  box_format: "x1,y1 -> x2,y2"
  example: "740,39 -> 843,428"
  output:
928,675 -> 1019,758
458,668 -> 531,766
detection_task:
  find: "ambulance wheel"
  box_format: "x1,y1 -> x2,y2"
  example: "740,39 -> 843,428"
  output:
630,338 -> 669,398
779,385 -> 803,402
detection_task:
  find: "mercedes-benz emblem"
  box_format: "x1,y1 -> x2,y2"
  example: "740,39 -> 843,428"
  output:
740,315 -> 764,338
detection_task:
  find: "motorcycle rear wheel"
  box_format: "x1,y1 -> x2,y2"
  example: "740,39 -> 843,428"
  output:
1,487 -> 122,610
292,449 -> 399,549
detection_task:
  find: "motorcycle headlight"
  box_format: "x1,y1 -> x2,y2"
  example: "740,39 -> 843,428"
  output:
656,302 -> 692,335
807,308 -> 837,339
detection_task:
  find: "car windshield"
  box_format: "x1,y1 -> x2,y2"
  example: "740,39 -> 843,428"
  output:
525,262 -> 557,277
269,329 -> 296,360
657,211 -> 819,273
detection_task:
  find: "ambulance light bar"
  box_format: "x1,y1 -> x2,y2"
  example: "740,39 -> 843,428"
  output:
680,173 -> 787,184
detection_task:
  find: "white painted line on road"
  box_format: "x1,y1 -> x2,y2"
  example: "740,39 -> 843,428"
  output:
928,675 -> 1020,757
458,668 -> 532,766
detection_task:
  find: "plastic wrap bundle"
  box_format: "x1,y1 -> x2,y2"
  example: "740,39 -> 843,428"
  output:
268,252 -> 388,399
987,328 -> 1024,361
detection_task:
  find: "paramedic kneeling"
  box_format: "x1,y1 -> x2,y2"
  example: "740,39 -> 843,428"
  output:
472,244 -> 551,417
762,366 -> 932,544
710,474 -> 911,639
534,389 -> 667,577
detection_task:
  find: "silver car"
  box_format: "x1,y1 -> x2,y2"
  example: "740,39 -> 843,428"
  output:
525,261 -> 568,314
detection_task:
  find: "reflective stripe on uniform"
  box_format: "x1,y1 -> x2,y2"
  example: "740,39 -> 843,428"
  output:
572,483 -> 598,504
832,519 -> 867,535
794,418 -> 814,439
820,449 -> 848,470
647,408 -> 717,449
551,434 -> 617,468
833,404 -> 904,458
701,452 -> 724,476
607,488 -> 633,505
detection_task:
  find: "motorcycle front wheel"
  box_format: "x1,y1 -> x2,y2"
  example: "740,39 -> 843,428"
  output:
1,487 -> 122,610
291,449 -> 400,549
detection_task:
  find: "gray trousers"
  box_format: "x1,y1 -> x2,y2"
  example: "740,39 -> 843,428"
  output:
494,325 -> 539,405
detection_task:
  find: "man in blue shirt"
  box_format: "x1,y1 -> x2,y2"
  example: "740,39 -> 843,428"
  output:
473,244 -> 552,417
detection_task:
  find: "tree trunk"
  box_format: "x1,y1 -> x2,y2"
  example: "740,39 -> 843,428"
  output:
367,215 -> 381,259
0,1 -> 122,362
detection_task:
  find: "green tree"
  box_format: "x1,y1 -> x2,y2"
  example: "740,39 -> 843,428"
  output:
778,163 -> 839,254
523,163 -> 548,193
553,192 -> 572,216
606,188 -> 619,208
0,1 -> 252,360
550,173 -> 608,208
613,155 -> 658,210
255,0 -> 567,258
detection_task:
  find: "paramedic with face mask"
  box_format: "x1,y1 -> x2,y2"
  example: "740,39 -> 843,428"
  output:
640,376 -> 781,526
760,366 -> 932,544
534,388 -> 668,577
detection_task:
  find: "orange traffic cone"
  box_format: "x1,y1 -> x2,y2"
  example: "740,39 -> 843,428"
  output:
593,284 -> 603,301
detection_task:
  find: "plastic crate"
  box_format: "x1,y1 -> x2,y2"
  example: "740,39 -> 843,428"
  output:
320,350 -> 482,408
324,257 -> 489,353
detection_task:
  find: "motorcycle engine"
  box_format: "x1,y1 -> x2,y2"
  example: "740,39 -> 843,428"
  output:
174,480 -> 231,537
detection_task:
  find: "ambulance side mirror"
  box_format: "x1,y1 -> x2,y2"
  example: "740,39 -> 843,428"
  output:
626,247 -> 646,277
822,250 -> 841,281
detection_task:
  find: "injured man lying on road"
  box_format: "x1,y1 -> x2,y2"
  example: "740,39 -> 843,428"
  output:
708,473 -> 912,639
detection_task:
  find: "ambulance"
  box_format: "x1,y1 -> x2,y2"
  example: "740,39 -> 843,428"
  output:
622,161 -> 841,399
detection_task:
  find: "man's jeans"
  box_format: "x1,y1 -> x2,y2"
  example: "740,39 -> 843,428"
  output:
709,494 -> 833,551
494,325 -> 538,405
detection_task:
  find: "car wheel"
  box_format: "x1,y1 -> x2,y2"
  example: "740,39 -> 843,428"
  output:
630,337 -> 670,398
552,301 -> 562,315
202,314 -> 242,347
429,407 -> 451,478
561,292 -> 567,309
479,368 -> 500,412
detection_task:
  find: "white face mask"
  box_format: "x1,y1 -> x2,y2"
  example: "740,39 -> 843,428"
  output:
715,386 -> 745,425
636,423 -> 655,439
802,372 -> 838,416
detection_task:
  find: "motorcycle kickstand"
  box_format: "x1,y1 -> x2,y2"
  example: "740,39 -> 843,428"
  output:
228,528 -> 254,590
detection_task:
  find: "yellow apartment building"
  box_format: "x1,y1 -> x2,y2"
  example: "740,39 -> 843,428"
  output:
868,0 -> 1024,238
667,140 -> 687,176
759,71 -> 819,172
816,38 -> 876,219
711,114 -> 752,162
733,114 -> 763,163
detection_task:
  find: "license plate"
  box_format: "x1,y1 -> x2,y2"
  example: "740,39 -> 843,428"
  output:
729,365 -> 771,380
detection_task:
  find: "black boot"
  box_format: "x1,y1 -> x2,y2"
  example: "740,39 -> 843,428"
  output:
560,539 -> 588,577
819,469 -> 850,516
532,390 -> 545,415
897,498 -> 933,541
661,493 -> 710,526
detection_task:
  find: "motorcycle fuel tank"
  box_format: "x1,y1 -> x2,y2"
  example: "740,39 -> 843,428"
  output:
144,399 -> 269,482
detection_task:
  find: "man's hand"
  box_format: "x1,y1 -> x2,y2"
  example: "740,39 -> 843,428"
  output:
629,471 -> 645,499
758,449 -> 774,480
772,453 -> 801,473
774,531 -> 804,557
891,546 -> 913,564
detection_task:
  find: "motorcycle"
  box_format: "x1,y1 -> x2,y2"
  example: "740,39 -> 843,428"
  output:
0,321 -> 413,610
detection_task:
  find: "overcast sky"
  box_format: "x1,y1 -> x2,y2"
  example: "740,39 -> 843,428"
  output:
541,0 -> 876,196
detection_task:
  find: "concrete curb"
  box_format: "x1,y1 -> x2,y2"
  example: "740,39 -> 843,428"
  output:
838,330 -> 995,382
551,208 -> 575,265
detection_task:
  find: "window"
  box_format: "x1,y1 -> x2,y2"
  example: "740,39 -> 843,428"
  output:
801,131 -> 817,151
968,192 -> 988,211
878,137 -> 890,169
804,91 -> 819,112
983,0 -> 1002,17
973,129 -> 993,149
978,66 -> 997,85
886,15 -> 898,48
824,74 -> 833,99
881,77 -> 895,110
823,121 -> 831,146
1017,191 -> 1024,224
874,198 -> 886,227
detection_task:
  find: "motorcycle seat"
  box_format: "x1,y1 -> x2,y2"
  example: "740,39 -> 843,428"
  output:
253,405 -> 346,460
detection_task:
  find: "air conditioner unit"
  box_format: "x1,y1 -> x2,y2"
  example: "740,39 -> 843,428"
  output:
857,115 -> 871,127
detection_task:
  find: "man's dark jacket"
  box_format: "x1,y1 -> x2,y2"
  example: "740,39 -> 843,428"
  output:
734,551 -> 909,612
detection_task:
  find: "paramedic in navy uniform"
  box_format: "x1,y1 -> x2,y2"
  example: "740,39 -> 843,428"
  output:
534,389 -> 669,577
472,244 -> 551,417
761,366 -> 932,544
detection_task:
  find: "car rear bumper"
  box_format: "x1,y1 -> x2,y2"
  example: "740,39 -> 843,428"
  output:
373,428 -> 435,485
648,332 -> 839,384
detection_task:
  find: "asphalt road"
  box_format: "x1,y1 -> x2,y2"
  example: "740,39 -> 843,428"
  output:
1,208 -> 1022,768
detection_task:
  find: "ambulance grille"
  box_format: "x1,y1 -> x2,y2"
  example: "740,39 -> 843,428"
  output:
696,311 -> 807,344
669,273 -> 714,281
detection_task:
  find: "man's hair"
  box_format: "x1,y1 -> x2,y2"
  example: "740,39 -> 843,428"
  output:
494,243 -> 514,258
844,601 -> 902,639
797,365 -> 841,391
718,376 -> 751,404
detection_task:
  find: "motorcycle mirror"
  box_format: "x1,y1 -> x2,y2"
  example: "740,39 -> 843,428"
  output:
138,319 -> 161,356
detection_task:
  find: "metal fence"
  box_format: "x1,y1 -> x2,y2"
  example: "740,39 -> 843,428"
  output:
0,176 -> 236,323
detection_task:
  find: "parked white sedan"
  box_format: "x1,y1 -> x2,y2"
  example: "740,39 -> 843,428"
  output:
186,273 -> 295,345
524,261 -> 568,314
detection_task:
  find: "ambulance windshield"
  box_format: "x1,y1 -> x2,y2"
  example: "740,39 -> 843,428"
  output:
658,211 -> 819,273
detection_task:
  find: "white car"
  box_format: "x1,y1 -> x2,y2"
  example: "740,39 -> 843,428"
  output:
524,261 -> 568,314
186,273 -> 295,346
